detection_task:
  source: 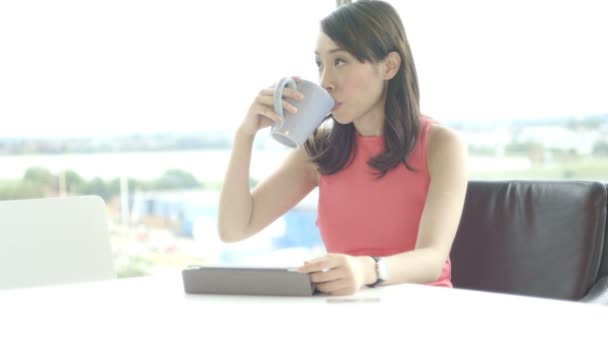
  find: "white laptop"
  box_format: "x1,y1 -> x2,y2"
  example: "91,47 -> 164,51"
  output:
0,195 -> 115,290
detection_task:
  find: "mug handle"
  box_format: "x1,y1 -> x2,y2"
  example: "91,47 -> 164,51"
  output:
273,77 -> 297,126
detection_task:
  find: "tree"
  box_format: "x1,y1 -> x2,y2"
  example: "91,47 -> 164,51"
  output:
23,167 -> 54,186
64,170 -> 86,193
155,169 -> 201,190
82,177 -> 112,200
0,181 -> 46,200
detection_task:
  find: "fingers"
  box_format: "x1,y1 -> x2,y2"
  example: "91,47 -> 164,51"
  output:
297,256 -> 339,273
285,87 -> 305,100
259,87 -> 304,101
256,94 -> 298,114
251,104 -> 283,124
299,254 -> 360,296
244,78 -> 305,134
327,288 -> 356,296
310,268 -> 344,283
284,100 -> 298,113
255,88 -> 303,116
315,280 -> 354,295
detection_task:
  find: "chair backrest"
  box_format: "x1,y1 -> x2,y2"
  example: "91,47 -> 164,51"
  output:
600,183 -> 608,279
451,180 -> 607,300
0,195 -> 115,289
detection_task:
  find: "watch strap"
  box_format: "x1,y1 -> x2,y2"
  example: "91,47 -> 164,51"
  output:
367,256 -> 384,288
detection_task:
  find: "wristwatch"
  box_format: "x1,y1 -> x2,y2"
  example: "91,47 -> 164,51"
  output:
368,256 -> 388,287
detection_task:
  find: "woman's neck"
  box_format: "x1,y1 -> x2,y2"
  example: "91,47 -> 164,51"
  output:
353,100 -> 385,137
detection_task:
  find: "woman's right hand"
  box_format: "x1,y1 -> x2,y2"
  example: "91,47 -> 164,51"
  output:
238,77 -> 305,138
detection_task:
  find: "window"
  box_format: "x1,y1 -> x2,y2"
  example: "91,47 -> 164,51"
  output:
0,1 -> 336,276
1,1 -> 606,278
387,0 -> 608,181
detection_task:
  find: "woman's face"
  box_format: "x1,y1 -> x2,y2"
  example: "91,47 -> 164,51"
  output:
314,33 -> 386,125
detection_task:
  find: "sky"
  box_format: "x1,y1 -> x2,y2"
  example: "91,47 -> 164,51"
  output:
1,0 -> 607,138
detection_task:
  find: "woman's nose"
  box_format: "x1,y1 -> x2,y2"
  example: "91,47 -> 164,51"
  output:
320,69 -> 334,92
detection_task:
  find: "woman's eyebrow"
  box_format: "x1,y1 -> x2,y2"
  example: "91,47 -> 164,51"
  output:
314,48 -> 347,55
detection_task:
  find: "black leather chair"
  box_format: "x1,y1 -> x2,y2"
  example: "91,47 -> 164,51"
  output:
588,182 -> 608,303
451,180 -> 608,304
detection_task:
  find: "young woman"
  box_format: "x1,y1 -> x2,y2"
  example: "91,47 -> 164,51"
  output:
218,0 -> 468,296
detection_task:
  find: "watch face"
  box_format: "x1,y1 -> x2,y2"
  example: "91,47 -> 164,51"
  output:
377,259 -> 389,280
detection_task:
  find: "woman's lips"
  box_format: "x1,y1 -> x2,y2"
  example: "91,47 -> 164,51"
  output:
331,102 -> 342,112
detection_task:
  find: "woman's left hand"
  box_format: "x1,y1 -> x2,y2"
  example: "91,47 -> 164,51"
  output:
297,253 -> 372,296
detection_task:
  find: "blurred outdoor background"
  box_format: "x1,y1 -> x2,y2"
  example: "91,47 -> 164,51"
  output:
1,0 -> 607,278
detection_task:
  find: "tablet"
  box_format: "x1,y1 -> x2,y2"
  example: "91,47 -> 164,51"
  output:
182,266 -> 316,297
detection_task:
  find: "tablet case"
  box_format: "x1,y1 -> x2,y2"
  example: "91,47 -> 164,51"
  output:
182,266 -> 316,296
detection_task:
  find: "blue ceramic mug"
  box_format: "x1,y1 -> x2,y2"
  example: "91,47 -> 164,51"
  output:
271,77 -> 335,148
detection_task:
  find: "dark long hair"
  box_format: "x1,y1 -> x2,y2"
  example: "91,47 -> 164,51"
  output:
304,0 -> 421,178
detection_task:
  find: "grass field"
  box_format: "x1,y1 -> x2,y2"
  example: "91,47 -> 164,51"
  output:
470,157 -> 608,181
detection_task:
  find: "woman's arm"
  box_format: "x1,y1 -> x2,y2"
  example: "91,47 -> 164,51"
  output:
218,135 -> 318,242
369,124 -> 469,285
217,80 -> 318,242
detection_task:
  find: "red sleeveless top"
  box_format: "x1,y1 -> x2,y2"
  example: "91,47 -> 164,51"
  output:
316,116 -> 452,287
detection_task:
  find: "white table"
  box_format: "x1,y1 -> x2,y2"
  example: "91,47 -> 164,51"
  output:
1,273 -> 607,341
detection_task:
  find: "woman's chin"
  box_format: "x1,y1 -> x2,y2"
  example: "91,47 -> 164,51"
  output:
331,113 -> 350,125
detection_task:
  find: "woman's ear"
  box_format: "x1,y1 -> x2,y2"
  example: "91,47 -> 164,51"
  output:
383,52 -> 401,80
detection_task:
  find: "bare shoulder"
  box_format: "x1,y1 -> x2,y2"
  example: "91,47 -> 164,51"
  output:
428,124 -> 465,151
426,124 -> 468,173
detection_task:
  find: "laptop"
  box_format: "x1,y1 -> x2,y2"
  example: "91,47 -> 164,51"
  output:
0,195 -> 115,290
182,266 -> 316,296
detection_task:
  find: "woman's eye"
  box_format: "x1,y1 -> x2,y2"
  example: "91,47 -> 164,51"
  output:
315,58 -> 344,70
